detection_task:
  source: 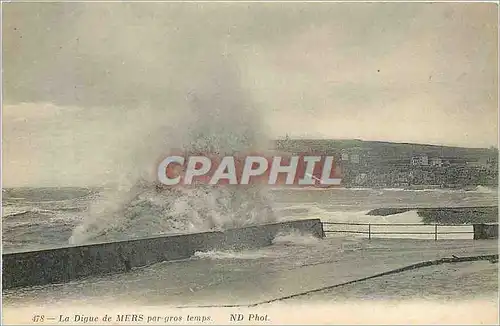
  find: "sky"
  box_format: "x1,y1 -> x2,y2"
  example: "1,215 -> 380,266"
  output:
2,2 -> 498,187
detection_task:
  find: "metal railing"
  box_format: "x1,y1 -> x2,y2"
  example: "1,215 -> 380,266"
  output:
322,222 -> 474,240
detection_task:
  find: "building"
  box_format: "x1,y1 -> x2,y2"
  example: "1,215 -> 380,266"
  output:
466,157 -> 495,169
430,157 -> 443,167
411,155 -> 429,166
341,148 -> 366,165
466,161 -> 484,168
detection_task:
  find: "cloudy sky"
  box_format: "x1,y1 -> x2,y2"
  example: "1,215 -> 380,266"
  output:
2,2 -> 498,187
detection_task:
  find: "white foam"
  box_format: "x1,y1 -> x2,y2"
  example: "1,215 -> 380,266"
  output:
69,184 -> 279,245
316,209 -> 475,240
193,249 -> 276,260
2,207 -> 58,219
472,185 -> 498,194
272,230 -> 322,246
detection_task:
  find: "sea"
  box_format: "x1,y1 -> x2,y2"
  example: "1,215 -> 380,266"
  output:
2,185 -> 499,317
2,185 -> 498,253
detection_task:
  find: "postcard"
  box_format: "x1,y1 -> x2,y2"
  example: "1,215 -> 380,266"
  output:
2,1 -> 498,325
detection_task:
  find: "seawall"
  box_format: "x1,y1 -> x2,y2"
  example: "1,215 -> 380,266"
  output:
473,224 -> 499,240
2,219 -> 324,290
367,206 -> 498,224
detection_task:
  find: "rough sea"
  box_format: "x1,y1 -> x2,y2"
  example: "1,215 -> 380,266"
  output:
2,185 -> 498,253
2,185 -> 498,316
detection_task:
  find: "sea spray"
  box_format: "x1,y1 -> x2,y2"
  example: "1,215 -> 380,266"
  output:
272,229 -> 321,246
69,59 -> 278,245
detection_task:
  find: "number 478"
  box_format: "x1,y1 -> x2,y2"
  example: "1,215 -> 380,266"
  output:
33,315 -> 45,322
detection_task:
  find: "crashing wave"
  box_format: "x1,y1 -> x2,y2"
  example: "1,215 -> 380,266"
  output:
69,58 -> 277,245
69,181 -> 278,244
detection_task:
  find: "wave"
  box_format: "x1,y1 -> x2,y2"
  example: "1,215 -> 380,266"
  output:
380,188 -> 462,193
192,230 -> 324,260
272,230 -> 322,246
284,207 -> 424,225
270,187 -> 375,192
274,205 -> 312,215
2,188 -> 97,204
2,197 -> 27,200
381,186 -> 499,195
314,209 -> 476,240
471,186 -> 498,194
69,181 -> 279,245
193,249 -> 276,260
67,60 -> 280,245
2,210 -> 33,219
276,186 -> 498,194
3,214 -> 82,230
270,186 -> 498,195
2,208 -> 58,219
4,198 -> 68,204
3,193 -> 96,205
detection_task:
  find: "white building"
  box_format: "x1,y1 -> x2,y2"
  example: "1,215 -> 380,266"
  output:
412,155 -> 429,166
420,155 -> 429,166
430,157 -> 443,167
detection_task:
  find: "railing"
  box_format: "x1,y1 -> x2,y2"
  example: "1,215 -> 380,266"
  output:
322,222 -> 474,240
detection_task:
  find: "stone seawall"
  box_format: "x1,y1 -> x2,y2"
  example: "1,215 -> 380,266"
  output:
367,206 -> 498,224
473,224 -> 499,240
2,219 -> 324,290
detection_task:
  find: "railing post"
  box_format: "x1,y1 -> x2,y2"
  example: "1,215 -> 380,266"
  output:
434,224 -> 438,241
368,224 -> 371,240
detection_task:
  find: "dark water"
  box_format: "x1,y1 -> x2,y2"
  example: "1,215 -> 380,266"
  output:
2,186 -> 498,253
2,186 -> 498,311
